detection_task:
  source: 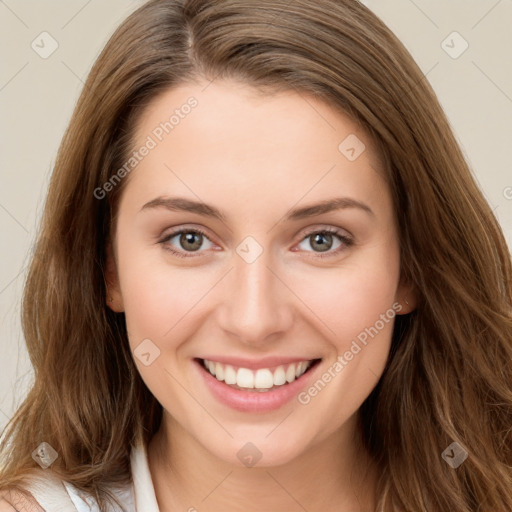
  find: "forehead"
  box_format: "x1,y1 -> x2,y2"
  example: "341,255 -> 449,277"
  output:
134,79 -> 381,156
121,79 -> 388,215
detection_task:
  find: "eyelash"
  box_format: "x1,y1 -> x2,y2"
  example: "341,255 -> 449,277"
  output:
158,226 -> 354,259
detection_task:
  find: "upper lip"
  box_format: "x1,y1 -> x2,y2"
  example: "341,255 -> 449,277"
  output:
196,356 -> 320,370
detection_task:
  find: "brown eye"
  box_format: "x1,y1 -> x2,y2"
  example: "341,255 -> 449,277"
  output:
179,231 -> 203,251
309,232 -> 334,252
160,228 -> 214,258
296,229 -> 353,258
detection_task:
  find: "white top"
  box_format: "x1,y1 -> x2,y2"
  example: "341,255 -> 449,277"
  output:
18,442 -> 160,511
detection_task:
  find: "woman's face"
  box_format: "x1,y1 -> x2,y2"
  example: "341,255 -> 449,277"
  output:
107,79 -> 412,466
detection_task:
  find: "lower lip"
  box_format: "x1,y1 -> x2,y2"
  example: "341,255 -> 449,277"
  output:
194,359 -> 320,413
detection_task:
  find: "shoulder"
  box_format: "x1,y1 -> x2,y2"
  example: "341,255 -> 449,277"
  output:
0,488 -> 45,511
0,443 -> 140,512
2,468 -> 135,512
0,469 -> 88,512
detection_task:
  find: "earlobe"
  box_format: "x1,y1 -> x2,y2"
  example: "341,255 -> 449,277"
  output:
105,242 -> 124,312
395,278 -> 418,315
397,296 -> 415,315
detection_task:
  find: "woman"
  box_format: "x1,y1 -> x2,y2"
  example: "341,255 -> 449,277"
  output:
1,0 -> 511,510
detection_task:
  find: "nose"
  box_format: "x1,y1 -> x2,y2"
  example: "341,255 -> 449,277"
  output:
216,248 -> 294,346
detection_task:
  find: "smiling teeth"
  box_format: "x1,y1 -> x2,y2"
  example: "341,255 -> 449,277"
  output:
203,359 -> 313,390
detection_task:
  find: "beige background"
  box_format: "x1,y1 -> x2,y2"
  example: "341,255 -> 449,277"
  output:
0,0 -> 511,432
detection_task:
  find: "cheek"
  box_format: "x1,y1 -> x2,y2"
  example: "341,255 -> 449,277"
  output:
117,240 -> 222,357
294,254 -> 401,434
117,253 -> 211,404
296,242 -> 401,347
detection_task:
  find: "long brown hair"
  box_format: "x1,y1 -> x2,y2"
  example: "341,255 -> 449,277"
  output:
1,1 -> 511,510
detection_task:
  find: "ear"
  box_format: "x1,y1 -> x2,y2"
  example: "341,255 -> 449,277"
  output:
105,242 -> 124,312
394,274 -> 418,315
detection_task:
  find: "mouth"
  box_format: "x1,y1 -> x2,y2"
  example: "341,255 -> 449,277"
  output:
194,356 -> 322,412
198,358 -> 320,392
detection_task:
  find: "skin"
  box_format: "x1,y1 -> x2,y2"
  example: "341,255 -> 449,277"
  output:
106,78 -> 416,512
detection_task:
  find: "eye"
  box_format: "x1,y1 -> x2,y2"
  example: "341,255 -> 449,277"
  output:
159,226 -> 353,259
296,228 -> 353,258
159,228 -> 215,258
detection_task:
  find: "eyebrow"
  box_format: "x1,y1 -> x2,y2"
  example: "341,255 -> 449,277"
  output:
139,196 -> 374,221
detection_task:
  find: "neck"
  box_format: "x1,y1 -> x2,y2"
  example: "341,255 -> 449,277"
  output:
148,411 -> 378,512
